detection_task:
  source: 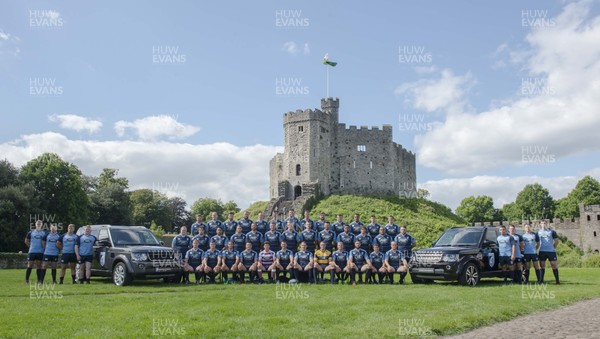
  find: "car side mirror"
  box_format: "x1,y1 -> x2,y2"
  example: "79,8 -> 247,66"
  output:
160,241 -> 165,246
432,242 -> 436,247
98,239 -> 111,247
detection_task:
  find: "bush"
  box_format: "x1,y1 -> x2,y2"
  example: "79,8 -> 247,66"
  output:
150,221 -> 165,239
582,253 -> 600,268
559,251 -> 582,268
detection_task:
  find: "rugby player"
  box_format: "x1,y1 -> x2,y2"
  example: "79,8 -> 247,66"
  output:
315,212 -> 327,232
257,241 -> 277,283
368,243 -> 387,284
206,212 -> 223,238
385,241 -> 409,284
246,222 -> 264,253
183,239 -> 204,284
298,221 -> 318,253
274,241 -> 294,282
25,220 -> 46,284
75,225 -> 97,284
269,211 -> 285,233
263,222 -> 282,253
395,226 -> 416,261
509,225 -> 524,284
538,221 -> 560,284
172,226 -> 192,261
255,212 -> 269,235
210,227 -> 228,251
230,225 -> 247,253
282,220 -> 299,254
331,242 -> 349,284
202,241 -> 221,284
58,224 -> 78,284
355,226 -> 372,252
384,216 -> 400,238
373,226 -> 392,254
300,210 -> 315,231
317,221 -> 336,252
284,209 -> 300,232
347,240 -> 370,285
238,211 -> 253,234
521,224 -> 541,283
292,242 -> 315,283
190,214 -> 206,236
366,215 -> 381,238
349,213 -> 364,235
220,240 -> 239,284
336,225 -> 355,252
497,225 -> 516,285
222,212 -> 238,237
192,227 -> 210,252
237,242 -> 258,283
314,241 -> 332,283
41,224 -> 61,284
331,214 -> 346,236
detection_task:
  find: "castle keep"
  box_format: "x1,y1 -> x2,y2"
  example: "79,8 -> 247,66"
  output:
267,98 -> 416,214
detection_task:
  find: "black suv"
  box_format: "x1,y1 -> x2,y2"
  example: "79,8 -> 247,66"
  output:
78,225 -> 181,286
409,226 -> 503,286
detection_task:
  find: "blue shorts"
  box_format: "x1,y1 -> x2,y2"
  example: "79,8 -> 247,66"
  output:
539,251 -> 557,262
27,253 -> 43,261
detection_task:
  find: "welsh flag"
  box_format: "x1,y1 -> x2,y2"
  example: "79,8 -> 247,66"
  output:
323,53 -> 337,67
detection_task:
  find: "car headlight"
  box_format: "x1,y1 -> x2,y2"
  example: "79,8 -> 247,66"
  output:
132,252 -> 148,261
442,254 -> 459,262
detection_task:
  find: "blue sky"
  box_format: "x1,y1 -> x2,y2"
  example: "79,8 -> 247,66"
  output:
1,0 -> 599,211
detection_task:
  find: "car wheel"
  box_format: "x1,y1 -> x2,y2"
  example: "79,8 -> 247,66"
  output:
459,262 -> 480,286
410,275 -> 424,284
112,262 -> 132,286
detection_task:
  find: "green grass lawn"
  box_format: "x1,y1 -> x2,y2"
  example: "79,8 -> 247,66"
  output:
1,268 -> 599,338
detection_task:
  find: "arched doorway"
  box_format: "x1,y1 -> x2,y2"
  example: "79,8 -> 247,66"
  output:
294,185 -> 302,199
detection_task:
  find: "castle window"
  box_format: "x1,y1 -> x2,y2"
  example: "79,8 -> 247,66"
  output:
588,215 -> 591,221
296,164 -> 301,176
321,127 -> 326,133
597,215 -> 600,221
594,231 -> 597,237
298,126 -> 304,132
357,145 -> 366,152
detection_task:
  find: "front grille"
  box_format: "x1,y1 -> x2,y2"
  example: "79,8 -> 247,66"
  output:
412,251 -> 442,263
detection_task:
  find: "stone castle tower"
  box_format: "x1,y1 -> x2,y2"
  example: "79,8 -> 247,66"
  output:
266,98 -> 416,214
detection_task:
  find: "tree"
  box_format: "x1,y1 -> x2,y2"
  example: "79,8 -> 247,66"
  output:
19,153 -> 89,226
87,169 -> 131,224
129,189 -> 173,228
455,195 -> 496,224
222,200 -> 240,215
0,159 -> 19,187
190,198 -> 224,221
501,202 -> 522,222
0,183 -> 38,252
515,183 -> 555,220
168,197 -> 191,231
555,176 -> 600,219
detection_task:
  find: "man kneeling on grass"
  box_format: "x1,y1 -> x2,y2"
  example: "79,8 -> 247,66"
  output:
183,239 -> 204,284
237,242 -> 258,283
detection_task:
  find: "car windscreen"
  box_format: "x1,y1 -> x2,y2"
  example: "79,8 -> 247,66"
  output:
435,228 -> 484,247
110,228 -> 161,246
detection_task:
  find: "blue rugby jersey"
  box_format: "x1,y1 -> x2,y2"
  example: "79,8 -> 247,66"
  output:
336,232 -> 355,252
510,233 -> 523,258
317,230 -> 336,252
373,234 -> 392,253
384,223 -> 400,237
43,232 -> 61,256
369,251 -> 385,268
240,249 -> 258,266
206,220 -> 222,237
298,229 -> 317,252
349,248 -> 369,266
276,249 -> 294,266
192,234 -> 210,251
332,250 -> 349,267
222,220 -> 238,237
210,235 -> 228,250
59,233 -> 78,254
190,222 -> 206,236
522,232 -> 539,254
367,223 -> 381,238
385,249 -> 405,267
395,233 -> 416,256
349,221 -> 364,235
230,233 -> 246,253
246,231 -> 263,252
203,249 -> 221,267
282,230 -> 299,252
497,234 -> 515,257
294,250 -> 313,267
185,248 -> 204,267
538,229 -> 558,252
27,230 -> 46,254
255,220 -> 269,235
172,234 -> 191,254
238,218 -> 253,234
221,249 -> 238,267
264,231 -> 282,252
331,221 -> 346,236
77,234 -> 97,256
355,234 -> 371,252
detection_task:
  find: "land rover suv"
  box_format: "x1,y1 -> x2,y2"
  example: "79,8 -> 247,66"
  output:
78,225 -> 181,286
409,226 -> 503,286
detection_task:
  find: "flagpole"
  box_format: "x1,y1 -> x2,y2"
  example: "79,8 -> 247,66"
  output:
326,65 -> 329,98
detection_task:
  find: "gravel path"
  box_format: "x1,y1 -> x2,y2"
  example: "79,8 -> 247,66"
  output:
446,298 -> 600,339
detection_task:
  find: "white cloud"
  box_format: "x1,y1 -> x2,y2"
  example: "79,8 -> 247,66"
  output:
0,132 -> 282,209
48,114 -> 102,134
114,115 -> 200,141
282,41 -> 310,56
421,171 -> 599,212
395,69 -> 475,113
0,29 -> 20,57
412,1 -> 600,175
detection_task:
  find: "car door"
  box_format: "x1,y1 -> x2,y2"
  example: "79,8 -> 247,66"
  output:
482,228 -> 499,272
93,227 -> 111,275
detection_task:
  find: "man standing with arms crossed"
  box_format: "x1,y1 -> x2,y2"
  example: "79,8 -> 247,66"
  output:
538,221 -> 560,284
